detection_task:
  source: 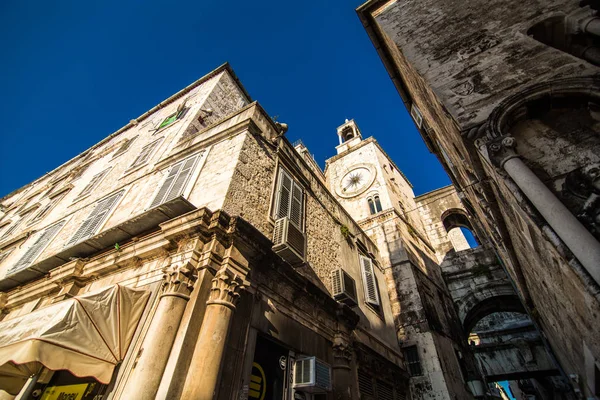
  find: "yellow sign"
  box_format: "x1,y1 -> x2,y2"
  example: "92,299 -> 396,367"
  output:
40,383 -> 88,400
249,362 -> 266,400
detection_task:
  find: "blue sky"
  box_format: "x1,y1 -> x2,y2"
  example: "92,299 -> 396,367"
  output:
0,0 -> 449,198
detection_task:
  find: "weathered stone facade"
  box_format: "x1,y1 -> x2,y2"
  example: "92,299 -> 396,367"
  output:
357,0 -> 600,398
0,65 -> 407,399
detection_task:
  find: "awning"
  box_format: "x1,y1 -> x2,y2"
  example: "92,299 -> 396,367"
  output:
0,285 -> 150,394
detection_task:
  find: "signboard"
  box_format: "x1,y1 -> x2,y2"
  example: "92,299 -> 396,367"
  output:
40,384 -> 88,400
250,336 -> 290,400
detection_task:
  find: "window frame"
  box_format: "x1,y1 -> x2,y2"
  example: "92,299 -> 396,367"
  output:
128,138 -> 164,170
145,149 -> 209,210
65,189 -> 126,247
271,167 -> 306,232
154,107 -> 190,133
9,220 -> 67,275
359,254 -> 381,308
367,193 -> 383,215
77,167 -> 112,200
403,345 -> 423,377
112,136 -> 138,159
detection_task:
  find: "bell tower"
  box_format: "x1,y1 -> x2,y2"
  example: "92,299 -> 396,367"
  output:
335,119 -> 363,154
325,119 -> 479,400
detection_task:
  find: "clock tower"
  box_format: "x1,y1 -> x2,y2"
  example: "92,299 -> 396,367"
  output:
325,119 -> 478,400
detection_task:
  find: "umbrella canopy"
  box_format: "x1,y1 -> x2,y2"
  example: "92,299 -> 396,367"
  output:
0,285 -> 150,394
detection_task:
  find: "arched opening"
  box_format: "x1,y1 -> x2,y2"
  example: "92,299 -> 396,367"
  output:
441,208 -> 479,251
341,126 -> 355,142
489,78 -> 600,241
367,194 -> 383,215
463,295 -> 526,338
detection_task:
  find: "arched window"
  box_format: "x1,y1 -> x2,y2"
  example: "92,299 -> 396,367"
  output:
368,198 -> 376,215
367,194 -> 383,215
374,196 -> 382,213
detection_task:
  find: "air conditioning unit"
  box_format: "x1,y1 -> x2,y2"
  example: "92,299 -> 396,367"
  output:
293,357 -> 332,393
273,217 -> 305,266
331,269 -> 358,307
410,103 -> 423,128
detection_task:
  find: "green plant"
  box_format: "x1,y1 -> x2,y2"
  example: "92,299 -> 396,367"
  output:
340,225 -> 352,240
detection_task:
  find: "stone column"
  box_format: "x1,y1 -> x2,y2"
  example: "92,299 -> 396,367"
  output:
487,136 -> 600,285
180,267 -> 244,400
120,262 -> 196,400
332,331 -> 355,400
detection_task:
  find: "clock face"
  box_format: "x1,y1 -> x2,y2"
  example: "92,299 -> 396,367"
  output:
337,166 -> 375,198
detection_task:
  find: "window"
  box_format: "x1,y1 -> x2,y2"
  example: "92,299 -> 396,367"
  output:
66,190 -> 124,246
0,248 -> 14,265
367,194 -> 382,215
273,168 -> 305,231
1,218 -> 23,239
156,107 -> 189,131
129,138 -> 163,169
359,254 -> 380,307
403,346 -> 422,377
112,136 -> 138,159
148,152 -> 205,209
9,221 -> 66,274
78,168 -> 111,198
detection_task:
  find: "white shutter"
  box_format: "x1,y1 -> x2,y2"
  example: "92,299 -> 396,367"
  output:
1,218 -> 23,239
130,138 -> 162,168
112,136 -> 138,158
66,191 -> 124,246
275,169 -> 293,220
79,168 -> 110,197
149,154 -> 200,209
10,221 -> 66,274
360,255 -> 380,306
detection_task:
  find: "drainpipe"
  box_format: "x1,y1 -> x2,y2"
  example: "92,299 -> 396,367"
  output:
485,136 -> 600,286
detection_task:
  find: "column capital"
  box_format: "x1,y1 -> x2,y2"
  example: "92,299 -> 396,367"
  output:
162,262 -> 197,300
207,267 -> 245,310
487,135 -> 519,169
332,331 -> 353,367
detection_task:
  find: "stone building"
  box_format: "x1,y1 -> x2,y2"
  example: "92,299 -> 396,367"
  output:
357,0 -> 600,398
0,64 -> 410,400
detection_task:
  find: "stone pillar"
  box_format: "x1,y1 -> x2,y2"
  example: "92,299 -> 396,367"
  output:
332,331 -> 355,400
487,136 -> 600,285
180,267 -> 244,400
120,262 -> 196,400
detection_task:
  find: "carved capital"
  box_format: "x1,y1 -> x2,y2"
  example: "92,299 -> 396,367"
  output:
332,331 -> 353,367
207,268 -> 244,309
487,135 -> 519,170
162,262 -> 197,300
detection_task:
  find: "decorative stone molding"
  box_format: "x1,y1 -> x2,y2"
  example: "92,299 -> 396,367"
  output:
332,331 -> 353,367
207,267 -> 244,309
487,135 -> 519,170
162,262 -> 197,300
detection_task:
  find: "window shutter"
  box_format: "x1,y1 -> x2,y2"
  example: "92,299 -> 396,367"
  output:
360,255 -> 380,306
79,168 -> 110,197
67,191 -> 124,246
10,221 -> 66,274
113,136 -> 138,158
130,139 -> 161,168
275,170 -> 293,220
149,154 -> 200,209
1,219 -> 23,239
289,182 -> 304,230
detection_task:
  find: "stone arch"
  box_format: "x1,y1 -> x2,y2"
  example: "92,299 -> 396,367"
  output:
441,208 -> 479,250
487,77 -> 600,241
462,294 -> 526,336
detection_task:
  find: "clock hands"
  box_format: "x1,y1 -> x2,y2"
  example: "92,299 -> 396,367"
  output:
343,172 -> 362,192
